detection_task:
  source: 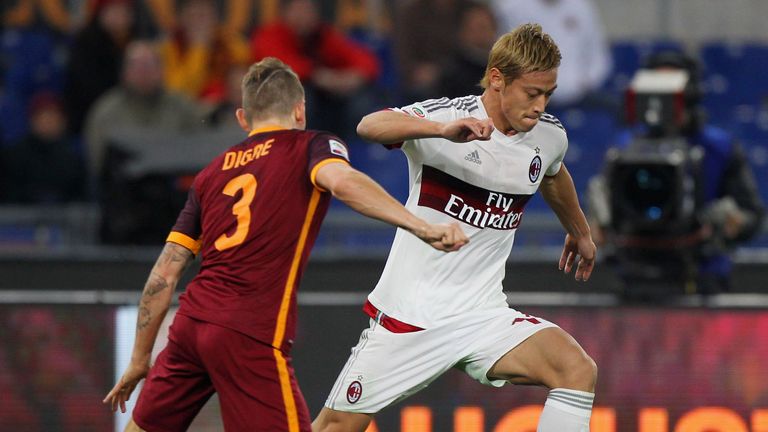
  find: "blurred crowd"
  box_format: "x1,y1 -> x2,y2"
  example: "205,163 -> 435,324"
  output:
1,0 -> 394,209
0,0 -> 618,243
0,0 -> 764,249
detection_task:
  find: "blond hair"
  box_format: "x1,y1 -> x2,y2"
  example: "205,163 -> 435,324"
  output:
480,23 -> 561,88
241,57 -> 304,122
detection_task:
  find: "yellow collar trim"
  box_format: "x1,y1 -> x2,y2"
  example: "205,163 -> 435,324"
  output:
248,125 -> 287,137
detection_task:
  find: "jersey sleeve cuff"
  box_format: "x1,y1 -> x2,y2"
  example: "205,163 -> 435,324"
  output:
544,162 -> 563,177
310,158 -> 350,191
166,231 -> 202,255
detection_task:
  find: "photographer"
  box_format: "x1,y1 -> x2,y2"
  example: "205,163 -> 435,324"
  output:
589,52 -> 765,296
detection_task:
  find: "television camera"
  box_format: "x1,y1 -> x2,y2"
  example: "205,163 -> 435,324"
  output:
602,64 -> 707,296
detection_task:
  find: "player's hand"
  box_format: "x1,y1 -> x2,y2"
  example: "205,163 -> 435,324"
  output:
103,358 -> 150,413
440,118 -> 494,143
559,233 -> 596,281
415,222 -> 469,252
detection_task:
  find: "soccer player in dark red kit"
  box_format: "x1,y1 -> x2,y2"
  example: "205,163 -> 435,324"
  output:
103,57 -> 468,432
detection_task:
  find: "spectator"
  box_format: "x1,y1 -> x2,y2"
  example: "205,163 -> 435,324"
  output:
203,64 -> 247,131
143,0 -> 257,37
250,0 -> 380,139
85,41 -> 206,244
491,0 -> 612,109
438,1 -> 498,98
1,91 -> 86,203
158,0 -> 250,106
84,40 -> 204,177
2,0 -> 72,34
335,0 -> 390,35
64,0 -> 136,135
393,0 -> 471,101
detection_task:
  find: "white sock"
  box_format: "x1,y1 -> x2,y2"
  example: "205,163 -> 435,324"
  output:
537,388 -> 594,432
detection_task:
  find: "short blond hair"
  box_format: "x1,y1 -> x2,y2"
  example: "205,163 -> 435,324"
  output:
480,23 -> 561,89
242,57 -> 304,122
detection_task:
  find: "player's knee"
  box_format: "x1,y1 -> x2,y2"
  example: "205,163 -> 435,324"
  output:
560,350 -> 597,392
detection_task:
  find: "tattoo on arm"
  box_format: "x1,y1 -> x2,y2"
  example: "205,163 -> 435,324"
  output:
137,306 -> 151,330
135,243 -> 194,331
144,273 -> 169,297
157,242 -> 195,269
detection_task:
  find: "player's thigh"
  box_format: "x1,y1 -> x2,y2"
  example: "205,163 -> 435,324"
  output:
124,419 -> 146,432
324,320 -> 457,414
198,323 -> 311,432
487,326 -> 597,391
313,407 -> 373,432
133,316 -> 215,432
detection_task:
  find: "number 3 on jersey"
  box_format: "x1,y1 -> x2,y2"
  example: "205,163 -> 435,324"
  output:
215,173 -> 257,251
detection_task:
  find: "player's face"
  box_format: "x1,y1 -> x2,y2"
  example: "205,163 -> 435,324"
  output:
496,69 -> 558,133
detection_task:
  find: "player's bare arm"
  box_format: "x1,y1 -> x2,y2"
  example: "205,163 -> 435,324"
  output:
357,110 -> 494,144
103,242 -> 194,413
315,161 -> 468,252
539,163 -> 596,281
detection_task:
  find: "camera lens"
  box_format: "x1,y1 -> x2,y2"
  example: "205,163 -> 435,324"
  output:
619,164 -> 674,223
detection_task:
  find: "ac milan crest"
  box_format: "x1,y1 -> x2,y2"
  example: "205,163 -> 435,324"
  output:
528,155 -> 542,183
346,381 -> 363,404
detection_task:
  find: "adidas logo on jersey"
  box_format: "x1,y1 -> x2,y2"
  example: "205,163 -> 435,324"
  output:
464,150 -> 482,165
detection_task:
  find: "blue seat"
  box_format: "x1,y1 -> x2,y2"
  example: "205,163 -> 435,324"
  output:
559,109 -> 618,194
740,44 -> 768,106
0,29 -> 65,143
648,40 -> 684,54
701,42 -> 743,77
606,41 -> 642,94
699,42 -> 757,118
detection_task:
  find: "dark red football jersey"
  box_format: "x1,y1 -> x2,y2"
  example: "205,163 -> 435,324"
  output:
167,126 -> 350,353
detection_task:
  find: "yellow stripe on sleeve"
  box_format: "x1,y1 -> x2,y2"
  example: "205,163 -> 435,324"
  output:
310,158 -> 350,191
166,231 -> 202,255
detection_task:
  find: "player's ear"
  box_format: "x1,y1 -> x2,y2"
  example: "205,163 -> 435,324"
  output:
235,108 -> 251,132
489,68 -> 504,91
294,100 -> 306,130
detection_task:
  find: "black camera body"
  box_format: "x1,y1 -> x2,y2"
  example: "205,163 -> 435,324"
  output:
605,137 -> 704,237
604,138 -> 705,297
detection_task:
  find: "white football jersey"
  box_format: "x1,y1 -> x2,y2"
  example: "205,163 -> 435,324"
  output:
367,95 -> 568,328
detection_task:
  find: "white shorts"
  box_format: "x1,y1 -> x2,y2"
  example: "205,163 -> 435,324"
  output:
324,306 -> 557,413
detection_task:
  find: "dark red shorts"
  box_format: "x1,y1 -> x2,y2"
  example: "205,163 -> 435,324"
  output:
133,314 -> 310,432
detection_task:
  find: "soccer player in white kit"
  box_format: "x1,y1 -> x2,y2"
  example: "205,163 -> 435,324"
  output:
314,24 -> 598,432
